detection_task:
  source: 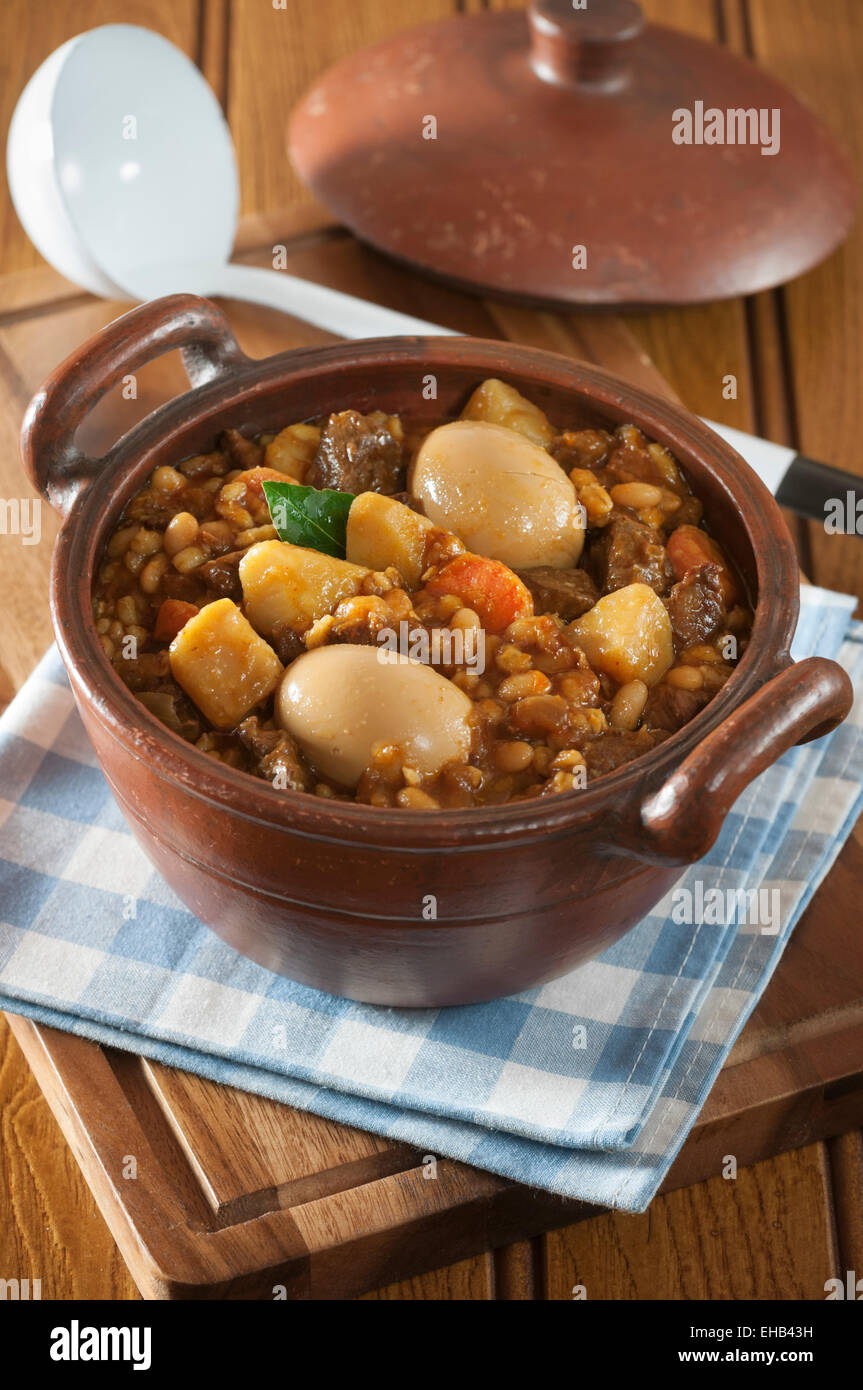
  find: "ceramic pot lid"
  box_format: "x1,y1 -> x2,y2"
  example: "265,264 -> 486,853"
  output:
288,0 -> 855,307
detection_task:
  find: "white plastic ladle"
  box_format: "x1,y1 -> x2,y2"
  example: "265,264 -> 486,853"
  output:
7,23 -> 452,338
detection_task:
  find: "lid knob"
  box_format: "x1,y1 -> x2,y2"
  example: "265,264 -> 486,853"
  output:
529,0 -> 645,92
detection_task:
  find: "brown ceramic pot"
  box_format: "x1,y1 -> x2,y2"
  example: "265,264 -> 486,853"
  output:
22,295 -> 853,1005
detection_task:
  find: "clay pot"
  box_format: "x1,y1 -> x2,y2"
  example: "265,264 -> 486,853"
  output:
22,294 -> 853,1005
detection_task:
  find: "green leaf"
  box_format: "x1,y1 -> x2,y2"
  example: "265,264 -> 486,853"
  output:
262,480 -> 356,559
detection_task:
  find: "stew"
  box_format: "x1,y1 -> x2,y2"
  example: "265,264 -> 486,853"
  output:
91,379 -> 752,809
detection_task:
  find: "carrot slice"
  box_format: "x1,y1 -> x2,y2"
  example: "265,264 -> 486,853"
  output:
154,598 -> 200,643
426,554 -> 533,633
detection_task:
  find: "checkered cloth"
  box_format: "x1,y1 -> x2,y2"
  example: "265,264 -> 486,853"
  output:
1,585 -> 861,1212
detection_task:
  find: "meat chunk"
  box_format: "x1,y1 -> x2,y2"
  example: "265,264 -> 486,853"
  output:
326,595 -> 396,647
551,428 -> 612,472
270,621 -> 306,667
601,428 -> 702,526
667,526 -> 739,605
582,727 -> 668,778
114,650 -> 172,692
178,450 -> 228,479
222,428 -> 264,471
116,657 -> 202,741
236,717 -> 309,791
124,491 -> 178,529
665,564 -> 725,650
199,549 -> 244,600
517,566 -> 599,620
590,514 -> 674,596
604,428 -> 665,487
643,683 -> 710,733
158,570 -> 208,605
306,410 -> 404,494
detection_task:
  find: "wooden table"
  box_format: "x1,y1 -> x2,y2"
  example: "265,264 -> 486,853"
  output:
1,0 -> 862,1300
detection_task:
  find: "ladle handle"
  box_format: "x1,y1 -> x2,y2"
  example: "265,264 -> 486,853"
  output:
21,295 -> 246,515
204,262 -> 452,338
529,0 -> 645,91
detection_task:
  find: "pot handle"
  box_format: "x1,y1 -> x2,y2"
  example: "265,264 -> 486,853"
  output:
631,656 -> 854,866
21,294 -> 246,516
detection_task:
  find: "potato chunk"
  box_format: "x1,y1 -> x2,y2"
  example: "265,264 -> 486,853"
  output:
264,423 -> 321,481
346,492 -> 434,586
461,378 -> 554,448
239,540 -> 370,639
570,583 -> 673,687
169,598 -> 283,729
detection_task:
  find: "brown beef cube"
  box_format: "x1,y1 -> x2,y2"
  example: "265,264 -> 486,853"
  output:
236,717 -> 308,791
551,428 -> 613,472
198,549 -> 244,601
665,563 -> 725,651
582,728 -> 668,778
604,426 -> 665,487
643,683 -> 711,732
517,566 -> 599,620
306,410 -> 404,494
158,571 -> 208,605
113,650 -> 171,692
590,514 -> 674,596
124,492 -> 177,528
178,450 -> 228,479
269,621 -> 307,667
222,428 -> 264,471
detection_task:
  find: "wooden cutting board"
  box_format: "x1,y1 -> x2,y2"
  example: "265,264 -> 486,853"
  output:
2,219 -> 863,1300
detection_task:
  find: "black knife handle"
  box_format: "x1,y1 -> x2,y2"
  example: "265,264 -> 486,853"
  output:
776,454 -> 863,529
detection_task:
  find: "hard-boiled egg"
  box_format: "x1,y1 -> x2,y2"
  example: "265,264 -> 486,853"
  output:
410,420 -> 584,570
275,644 -> 473,788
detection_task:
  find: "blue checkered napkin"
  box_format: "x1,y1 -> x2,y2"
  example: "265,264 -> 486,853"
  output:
0,587 -> 860,1212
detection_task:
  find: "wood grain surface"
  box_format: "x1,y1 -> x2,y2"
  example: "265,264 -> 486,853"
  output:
0,0 -> 861,1301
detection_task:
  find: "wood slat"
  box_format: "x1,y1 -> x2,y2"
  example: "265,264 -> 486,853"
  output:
543,1144 -> 838,1299
142,1061 -> 415,1221
482,302 -> 684,400
493,1240 -> 541,1299
828,1130 -> 863,1281
747,0 -> 863,607
0,1015 -> 139,1301
362,1253 -> 494,1300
